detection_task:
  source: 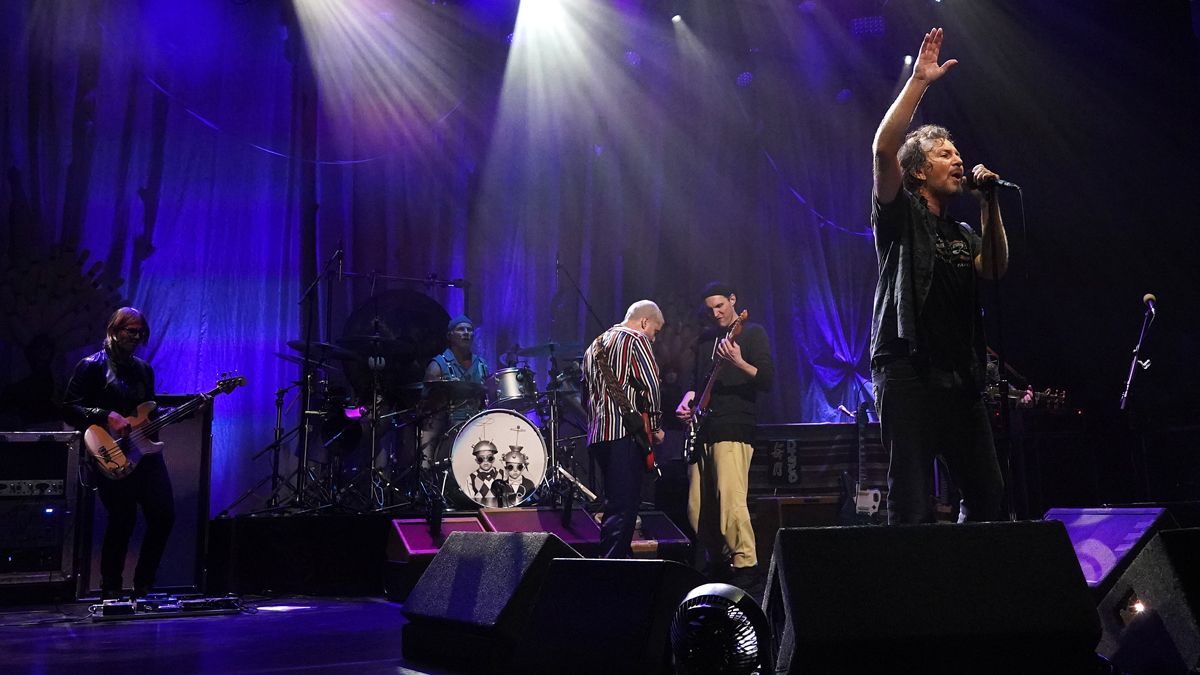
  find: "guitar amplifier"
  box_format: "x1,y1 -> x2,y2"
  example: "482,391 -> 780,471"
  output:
0,431 -> 80,585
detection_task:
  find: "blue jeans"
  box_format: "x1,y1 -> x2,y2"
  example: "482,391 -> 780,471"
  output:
873,357 -> 1004,524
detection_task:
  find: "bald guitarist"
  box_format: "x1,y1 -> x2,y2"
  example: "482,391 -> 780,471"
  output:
676,282 -> 774,593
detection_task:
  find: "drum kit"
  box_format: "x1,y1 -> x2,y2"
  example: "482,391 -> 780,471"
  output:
238,288 -> 595,517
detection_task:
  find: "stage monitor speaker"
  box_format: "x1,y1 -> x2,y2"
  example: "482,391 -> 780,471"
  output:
1044,506 -> 1178,600
78,396 -> 212,597
1097,527 -> 1200,673
0,431 -> 79,586
763,522 -> 1101,673
517,558 -> 706,674
386,516 -> 486,562
479,506 -> 601,554
384,516 -> 487,602
401,531 -> 581,672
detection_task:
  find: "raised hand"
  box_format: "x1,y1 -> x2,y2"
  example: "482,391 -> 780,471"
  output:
912,27 -> 958,84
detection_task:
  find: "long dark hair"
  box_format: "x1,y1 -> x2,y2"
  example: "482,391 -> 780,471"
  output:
103,307 -> 150,352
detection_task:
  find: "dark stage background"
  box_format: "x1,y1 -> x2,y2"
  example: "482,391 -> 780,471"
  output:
2,0 -> 1198,515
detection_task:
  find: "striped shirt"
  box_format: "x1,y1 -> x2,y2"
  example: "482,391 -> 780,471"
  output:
584,325 -> 662,444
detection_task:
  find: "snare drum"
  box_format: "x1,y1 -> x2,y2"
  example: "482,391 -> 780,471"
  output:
486,366 -> 538,410
438,408 -> 547,509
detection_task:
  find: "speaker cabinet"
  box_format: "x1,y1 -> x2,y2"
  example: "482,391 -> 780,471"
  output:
401,531 -> 582,672
77,395 -> 212,597
518,558 -> 706,674
0,431 -> 79,586
1044,506 -> 1177,600
763,522 -> 1100,673
401,532 -> 705,674
1097,527 -> 1200,673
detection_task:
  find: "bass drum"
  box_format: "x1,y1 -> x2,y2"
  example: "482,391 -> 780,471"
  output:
437,408 -> 547,509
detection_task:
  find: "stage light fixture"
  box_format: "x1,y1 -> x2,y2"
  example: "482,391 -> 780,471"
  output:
672,14 -> 682,24
850,15 -> 885,37
904,54 -> 913,66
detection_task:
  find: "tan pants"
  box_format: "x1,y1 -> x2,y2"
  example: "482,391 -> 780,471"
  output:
688,440 -> 757,569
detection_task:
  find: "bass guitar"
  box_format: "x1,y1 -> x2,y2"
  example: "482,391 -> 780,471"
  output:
84,374 -> 246,480
683,310 -> 748,464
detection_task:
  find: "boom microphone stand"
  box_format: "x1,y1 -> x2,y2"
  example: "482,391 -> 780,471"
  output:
1119,294 -> 1157,411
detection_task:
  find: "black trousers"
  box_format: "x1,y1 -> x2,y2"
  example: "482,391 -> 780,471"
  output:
873,357 -> 1004,524
590,436 -> 643,558
95,453 -> 176,593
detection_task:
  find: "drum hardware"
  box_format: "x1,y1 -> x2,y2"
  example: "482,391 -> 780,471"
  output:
219,381 -> 302,517
286,339 -> 359,363
485,367 -> 539,411
274,351 -> 342,373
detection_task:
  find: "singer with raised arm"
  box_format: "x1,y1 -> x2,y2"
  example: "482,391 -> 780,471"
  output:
869,28 -> 1007,525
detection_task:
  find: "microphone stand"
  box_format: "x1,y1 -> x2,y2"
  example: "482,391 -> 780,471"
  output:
1119,300 -> 1156,411
983,187 -> 1018,522
555,258 -> 607,336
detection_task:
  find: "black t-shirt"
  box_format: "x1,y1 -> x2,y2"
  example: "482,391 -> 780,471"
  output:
921,215 -> 977,371
691,322 -> 774,444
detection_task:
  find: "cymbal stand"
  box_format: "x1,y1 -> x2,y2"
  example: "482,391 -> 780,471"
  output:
220,382 -> 302,516
540,390 -> 599,518
291,246 -> 342,509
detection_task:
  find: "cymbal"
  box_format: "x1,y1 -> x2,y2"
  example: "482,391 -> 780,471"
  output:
516,341 -> 583,358
274,352 -> 342,372
337,334 -> 417,356
423,379 -> 486,401
286,340 -> 358,361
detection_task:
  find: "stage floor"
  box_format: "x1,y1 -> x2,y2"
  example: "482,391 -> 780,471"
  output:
0,595 -> 446,675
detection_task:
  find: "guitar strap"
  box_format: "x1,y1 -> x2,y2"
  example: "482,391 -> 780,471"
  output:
589,333 -> 650,449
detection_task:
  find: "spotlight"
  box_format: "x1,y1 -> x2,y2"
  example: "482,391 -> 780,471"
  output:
736,71 -> 753,87
904,54 -> 913,66
671,15 -> 682,24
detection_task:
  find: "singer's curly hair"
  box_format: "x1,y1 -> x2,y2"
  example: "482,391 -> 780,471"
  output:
898,124 -> 954,192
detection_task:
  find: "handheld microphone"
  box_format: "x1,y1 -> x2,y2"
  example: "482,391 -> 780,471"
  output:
965,173 -> 1021,191
1143,293 -> 1157,316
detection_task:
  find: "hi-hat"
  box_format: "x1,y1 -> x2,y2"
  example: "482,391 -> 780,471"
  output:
286,340 -> 358,361
337,334 -> 417,356
516,341 -> 582,358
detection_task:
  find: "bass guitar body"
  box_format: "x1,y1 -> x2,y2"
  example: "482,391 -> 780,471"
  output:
84,402 -> 162,480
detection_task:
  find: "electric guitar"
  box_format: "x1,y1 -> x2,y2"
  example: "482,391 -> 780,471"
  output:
986,384 -> 1067,410
838,400 -> 881,523
84,374 -> 246,480
683,310 -> 748,464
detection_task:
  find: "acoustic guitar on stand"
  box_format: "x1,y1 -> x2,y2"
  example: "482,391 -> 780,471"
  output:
84,374 -> 246,480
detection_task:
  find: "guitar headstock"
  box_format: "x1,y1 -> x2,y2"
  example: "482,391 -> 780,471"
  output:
217,373 -> 248,394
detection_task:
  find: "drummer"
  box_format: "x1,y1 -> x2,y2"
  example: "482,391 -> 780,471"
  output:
420,315 -> 489,468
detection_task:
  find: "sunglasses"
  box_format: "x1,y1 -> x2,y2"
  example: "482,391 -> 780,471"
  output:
505,463 -> 526,471
120,327 -> 147,337
475,455 -> 495,464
